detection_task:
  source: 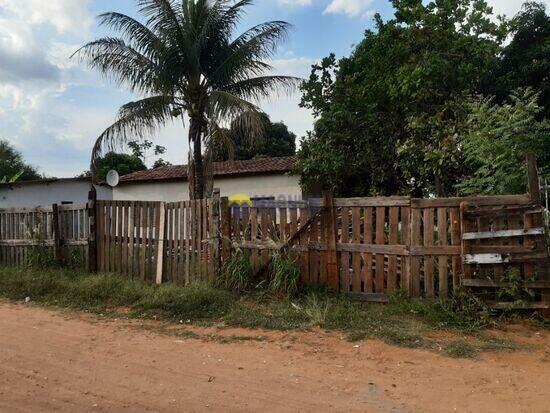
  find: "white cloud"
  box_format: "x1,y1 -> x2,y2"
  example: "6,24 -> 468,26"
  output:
486,0 -> 549,18
324,0 -> 374,18
0,0 -> 92,35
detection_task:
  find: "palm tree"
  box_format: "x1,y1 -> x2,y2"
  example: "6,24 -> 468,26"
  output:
75,0 -> 299,199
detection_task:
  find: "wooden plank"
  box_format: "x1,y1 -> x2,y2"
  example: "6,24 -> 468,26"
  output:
449,208 -> 461,290
463,205 -> 541,219
400,206 -> 410,293
437,208 -> 448,298
462,279 -> 550,289
363,207 -> 373,293
323,192 -> 339,290
462,228 -> 544,240
139,202 -> 146,280
116,201 -> 123,274
374,206 -> 386,293
340,207 -> 350,292
412,194 -> 531,208
423,208 -> 435,298
155,202 -> 165,284
410,208 -> 421,296
128,202 -> 135,278
409,245 -> 461,256
333,197 -> 410,207
348,206 -> 361,292
463,252 -> 547,265
185,201 -> 191,284
387,207 -> 399,291
52,204 -> 62,266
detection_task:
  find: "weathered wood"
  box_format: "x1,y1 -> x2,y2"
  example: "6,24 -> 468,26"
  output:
461,279 -> 550,289
52,204 -> 62,266
410,208 -> 422,296
387,207 -> 399,291
375,206 -> 386,293
363,207 -> 374,293
437,208 -> 448,298
463,252 -> 548,265
423,208 -> 435,298
463,205 -> 541,219
323,192 -> 339,290
462,228 -> 544,240
155,202 -> 165,284
412,194 -> 531,208
87,188 -> 97,273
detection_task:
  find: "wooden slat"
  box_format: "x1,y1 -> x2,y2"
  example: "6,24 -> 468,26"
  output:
363,207 -> 373,293
450,208 -> 461,290
374,206 -> 385,293
423,208 -> 435,298
412,194 -> 531,208
351,207 -> 361,292
462,228 -> 544,240
410,208 -> 421,296
387,207 -> 399,291
437,208 -> 448,298
340,207 -> 350,292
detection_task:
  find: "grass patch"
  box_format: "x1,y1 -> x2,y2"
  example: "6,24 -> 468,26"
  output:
0,267 -> 534,358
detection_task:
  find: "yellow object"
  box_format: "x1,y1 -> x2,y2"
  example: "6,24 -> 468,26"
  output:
228,193 -> 253,207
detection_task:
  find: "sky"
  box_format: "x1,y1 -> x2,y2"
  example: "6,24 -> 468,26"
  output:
0,0 -> 545,177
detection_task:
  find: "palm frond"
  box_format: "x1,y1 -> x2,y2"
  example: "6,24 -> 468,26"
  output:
73,37 -> 161,94
91,96 -> 177,171
97,12 -> 166,60
223,75 -> 303,101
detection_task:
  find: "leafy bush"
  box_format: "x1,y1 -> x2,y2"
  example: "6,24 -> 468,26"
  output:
269,253 -> 300,296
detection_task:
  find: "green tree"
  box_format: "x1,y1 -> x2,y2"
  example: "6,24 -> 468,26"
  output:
0,140 -> 41,182
457,89 -> 550,195
95,152 -> 147,181
485,2 -> 550,118
298,0 -> 506,197
75,0 -> 299,199
211,113 -> 296,161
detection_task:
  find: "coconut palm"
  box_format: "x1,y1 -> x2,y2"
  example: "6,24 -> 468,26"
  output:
75,0 -> 299,199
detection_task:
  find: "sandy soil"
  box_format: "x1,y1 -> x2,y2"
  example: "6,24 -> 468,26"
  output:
0,303 -> 548,413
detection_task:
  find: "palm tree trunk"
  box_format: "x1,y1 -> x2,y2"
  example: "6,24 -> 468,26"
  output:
189,117 -> 204,199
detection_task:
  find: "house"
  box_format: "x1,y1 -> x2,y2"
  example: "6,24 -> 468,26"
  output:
113,156 -> 302,202
0,177 -> 112,209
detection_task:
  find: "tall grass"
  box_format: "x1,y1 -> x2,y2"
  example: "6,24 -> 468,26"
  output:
269,253 -> 300,296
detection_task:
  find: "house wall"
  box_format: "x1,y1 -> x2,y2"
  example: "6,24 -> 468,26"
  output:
0,181 -> 112,209
112,174 -> 302,202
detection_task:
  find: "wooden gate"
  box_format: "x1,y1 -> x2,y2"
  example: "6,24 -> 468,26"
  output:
460,202 -> 549,308
96,199 -> 216,283
0,204 -> 89,268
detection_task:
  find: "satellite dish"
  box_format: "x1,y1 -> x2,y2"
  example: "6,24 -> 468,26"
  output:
106,170 -> 120,187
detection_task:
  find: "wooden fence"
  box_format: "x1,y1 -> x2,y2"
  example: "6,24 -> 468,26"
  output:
0,167 -> 547,307
0,204 -> 89,268
96,198 -> 218,284
226,193 -> 548,304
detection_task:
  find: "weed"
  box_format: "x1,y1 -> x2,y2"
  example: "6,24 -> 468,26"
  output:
269,253 -> 300,296
443,340 -> 478,358
220,249 -> 252,292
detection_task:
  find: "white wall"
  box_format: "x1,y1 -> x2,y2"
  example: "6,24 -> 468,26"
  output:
0,180 -> 112,209
112,174 -> 302,202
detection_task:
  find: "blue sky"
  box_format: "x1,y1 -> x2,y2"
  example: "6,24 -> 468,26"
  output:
0,0 -> 540,177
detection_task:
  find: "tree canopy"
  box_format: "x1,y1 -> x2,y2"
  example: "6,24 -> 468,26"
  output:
0,140 -> 41,183
76,0 -> 299,199
95,152 -> 147,182
211,113 -> 296,161
298,0 -> 549,197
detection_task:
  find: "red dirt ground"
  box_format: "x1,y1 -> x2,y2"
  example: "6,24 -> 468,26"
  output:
0,303 -> 548,412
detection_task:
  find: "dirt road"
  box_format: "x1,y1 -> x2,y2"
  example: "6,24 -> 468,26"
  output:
0,303 -> 548,412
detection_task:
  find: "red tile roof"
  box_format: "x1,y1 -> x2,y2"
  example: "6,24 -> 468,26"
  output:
119,156 -> 297,184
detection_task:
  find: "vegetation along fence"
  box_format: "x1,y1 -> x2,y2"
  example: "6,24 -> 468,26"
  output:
0,158 -> 547,308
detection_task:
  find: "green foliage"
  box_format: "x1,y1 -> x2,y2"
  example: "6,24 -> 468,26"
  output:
220,250 -> 253,292
211,113 -> 296,162
95,151 -> 147,181
269,253 -> 300,296
76,0 -> 299,199
485,2 -> 550,119
0,140 -> 41,182
298,0 -> 505,197
457,89 -> 550,195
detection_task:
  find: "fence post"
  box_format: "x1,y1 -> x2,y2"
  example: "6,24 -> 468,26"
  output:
87,187 -> 97,273
322,191 -> 339,290
211,189 -> 222,280
52,203 -> 62,266
526,153 -> 540,204
155,202 -> 166,285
